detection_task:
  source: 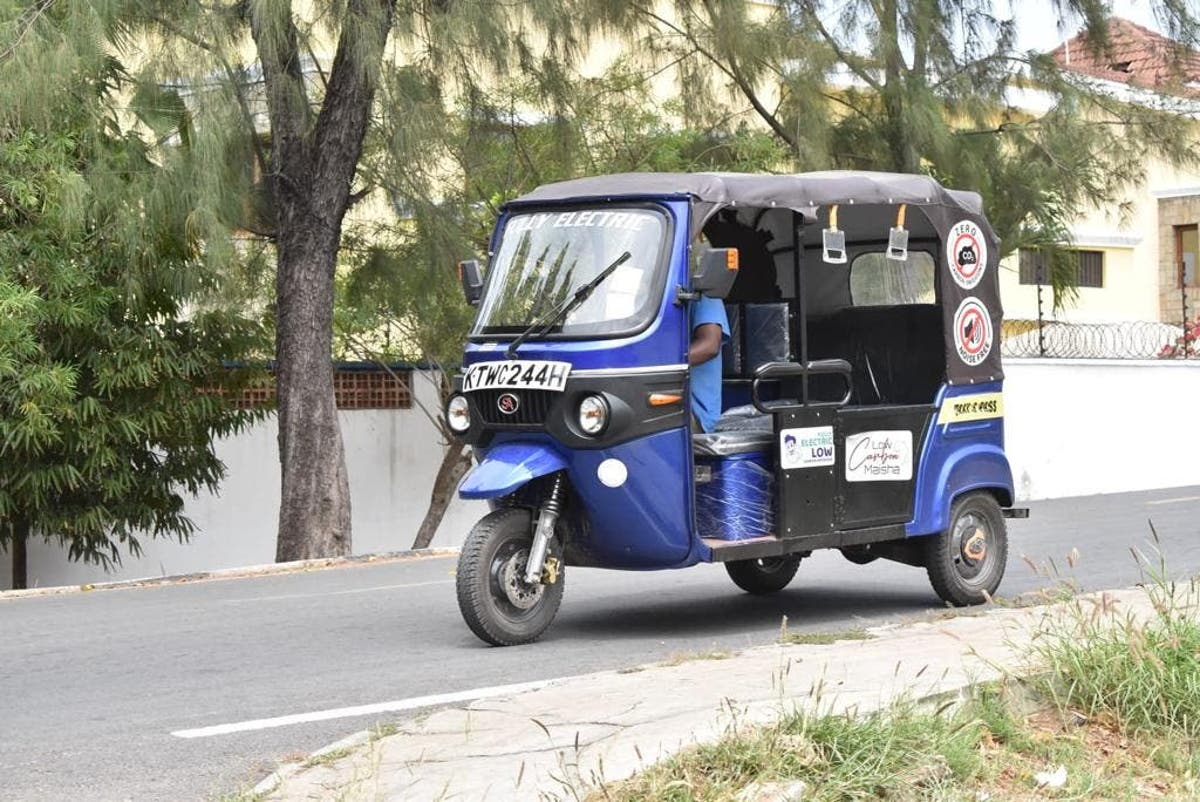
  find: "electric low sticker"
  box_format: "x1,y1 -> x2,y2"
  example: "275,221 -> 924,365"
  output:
946,219 -> 988,290
937,392 -> 1004,424
953,297 -> 993,367
845,430 -> 912,482
780,426 -> 835,470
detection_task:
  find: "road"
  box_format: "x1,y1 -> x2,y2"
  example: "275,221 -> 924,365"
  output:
2,486 -> 1199,801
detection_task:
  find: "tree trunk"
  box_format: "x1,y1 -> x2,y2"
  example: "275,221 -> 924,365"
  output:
11,518 -> 28,590
251,0 -> 396,562
274,212 -> 353,561
411,442 -> 472,550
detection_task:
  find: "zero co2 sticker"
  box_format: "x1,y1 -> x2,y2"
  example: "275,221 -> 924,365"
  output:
953,297 -> 993,366
946,219 -> 987,290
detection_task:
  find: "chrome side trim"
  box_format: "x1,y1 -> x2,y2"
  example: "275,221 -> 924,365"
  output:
570,364 -> 688,377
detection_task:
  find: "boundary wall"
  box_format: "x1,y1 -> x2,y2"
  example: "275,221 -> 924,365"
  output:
2,361 -> 1196,589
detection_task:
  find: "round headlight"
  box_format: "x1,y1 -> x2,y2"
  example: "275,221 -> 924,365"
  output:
446,394 -> 471,433
577,394 -> 609,436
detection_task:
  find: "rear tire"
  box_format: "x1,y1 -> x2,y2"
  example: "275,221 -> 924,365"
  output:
841,545 -> 879,565
725,555 -> 801,595
456,508 -> 564,646
924,492 -> 1007,606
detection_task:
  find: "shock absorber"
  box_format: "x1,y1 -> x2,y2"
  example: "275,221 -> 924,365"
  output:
523,472 -> 564,585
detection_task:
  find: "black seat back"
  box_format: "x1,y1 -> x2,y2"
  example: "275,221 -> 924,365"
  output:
722,302 -> 791,379
807,305 -> 944,405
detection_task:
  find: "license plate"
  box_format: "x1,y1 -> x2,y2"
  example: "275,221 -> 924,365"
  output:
462,360 -> 572,393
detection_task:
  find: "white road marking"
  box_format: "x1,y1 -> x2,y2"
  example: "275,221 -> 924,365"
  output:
170,678 -> 556,739
220,579 -> 453,604
1146,495 -> 1200,506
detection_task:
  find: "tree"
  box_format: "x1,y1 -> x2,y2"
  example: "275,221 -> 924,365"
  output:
0,5 -> 267,588
603,0 -> 1200,301
110,0 -> 592,561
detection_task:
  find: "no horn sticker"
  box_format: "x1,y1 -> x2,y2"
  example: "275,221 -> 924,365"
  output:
946,220 -> 987,290
953,297 -> 993,366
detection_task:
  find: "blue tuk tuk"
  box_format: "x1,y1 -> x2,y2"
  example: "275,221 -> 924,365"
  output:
446,172 -> 1027,646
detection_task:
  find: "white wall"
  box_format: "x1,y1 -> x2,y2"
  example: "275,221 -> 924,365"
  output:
1004,359 -> 1200,500
3,361 -> 1198,590
0,374 -> 486,591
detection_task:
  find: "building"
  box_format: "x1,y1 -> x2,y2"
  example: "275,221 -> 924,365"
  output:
998,18 -> 1200,327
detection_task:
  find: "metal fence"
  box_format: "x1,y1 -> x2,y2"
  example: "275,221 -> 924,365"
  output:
1001,319 -> 1199,359
1003,276 -> 1199,359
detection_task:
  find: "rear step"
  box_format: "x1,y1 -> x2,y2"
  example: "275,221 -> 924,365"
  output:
704,522 -> 910,562
703,536 -> 791,562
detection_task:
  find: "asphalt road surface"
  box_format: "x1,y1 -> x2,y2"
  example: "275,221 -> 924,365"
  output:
2,486 -> 1199,801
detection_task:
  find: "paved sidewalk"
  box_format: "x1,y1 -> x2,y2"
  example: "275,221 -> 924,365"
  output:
265,588 -> 1148,801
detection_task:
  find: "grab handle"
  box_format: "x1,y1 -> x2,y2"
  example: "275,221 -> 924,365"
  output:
750,359 -> 853,413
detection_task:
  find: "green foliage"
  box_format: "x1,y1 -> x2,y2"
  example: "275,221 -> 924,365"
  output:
339,61 -> 788,372
0,6 -> 267,567
598,0 -> 1200,306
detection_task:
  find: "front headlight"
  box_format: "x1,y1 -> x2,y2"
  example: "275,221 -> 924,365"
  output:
577,394 -> 609,436
446,394 -> 471,433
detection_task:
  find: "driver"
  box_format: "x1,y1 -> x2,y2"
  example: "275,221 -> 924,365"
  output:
688,295 -> 730,432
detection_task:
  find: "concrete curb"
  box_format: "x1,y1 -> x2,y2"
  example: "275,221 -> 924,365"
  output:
0,547 -> 460,600
252,729 -> 376,798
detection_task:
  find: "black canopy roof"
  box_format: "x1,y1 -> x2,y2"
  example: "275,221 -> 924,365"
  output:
507,171 -> 985,233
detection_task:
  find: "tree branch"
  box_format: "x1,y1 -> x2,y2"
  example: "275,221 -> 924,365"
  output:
0,0 -> 54,65
248,0 -> 313,174
636,3 -> 798,151
311,0 -> 397,207
803,5 -> 882,92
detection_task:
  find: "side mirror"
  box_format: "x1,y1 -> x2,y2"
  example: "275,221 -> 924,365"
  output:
458,259 -> 483,306
691,247 -> 739,299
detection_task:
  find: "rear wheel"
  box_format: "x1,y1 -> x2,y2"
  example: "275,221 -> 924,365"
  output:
924,492 -> 1007,606
841,545 -> 879,565
456,508 -> 564,646
725,555 -> 802,595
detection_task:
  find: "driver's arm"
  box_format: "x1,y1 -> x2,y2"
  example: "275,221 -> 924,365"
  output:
688,323 -> 724,366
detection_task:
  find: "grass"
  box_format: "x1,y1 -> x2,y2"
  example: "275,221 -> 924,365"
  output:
657,649 -> 734,667
592,700 -> 986,801
1033,541 -> 1200,742
592,531 -> 1200,802
593,682 -> 1199,801
777,628 -> 872,647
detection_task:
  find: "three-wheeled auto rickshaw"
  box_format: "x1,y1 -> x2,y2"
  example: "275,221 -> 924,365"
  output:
446,171 -> 1027,646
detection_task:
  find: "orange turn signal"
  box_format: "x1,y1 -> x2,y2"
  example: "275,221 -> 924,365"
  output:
726,248 -> 739,271
648,393 -> 683,407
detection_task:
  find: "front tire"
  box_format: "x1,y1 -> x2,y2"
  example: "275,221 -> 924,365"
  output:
924,492 -> 1007,606
456,508 -> 564,646
725,555 -> 802,595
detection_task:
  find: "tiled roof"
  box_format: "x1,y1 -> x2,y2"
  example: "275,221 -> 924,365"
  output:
1050,17 -> 1200,96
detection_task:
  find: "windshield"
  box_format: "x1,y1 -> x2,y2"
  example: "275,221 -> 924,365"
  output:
473,207 -> 669,337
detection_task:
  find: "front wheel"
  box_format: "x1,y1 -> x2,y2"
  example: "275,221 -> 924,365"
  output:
924,492 -> 1007,606
725,555 -> 802,595
456,508 -> 564,646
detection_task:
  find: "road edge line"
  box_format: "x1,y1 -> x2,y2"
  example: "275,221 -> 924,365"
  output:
0,547 -> 461,600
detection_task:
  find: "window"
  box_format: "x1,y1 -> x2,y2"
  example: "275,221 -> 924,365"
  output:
1176,225 -> 1198,287
1018,249 -> 1104,288
1077,250 -> 1103,288
849,251 -> 936,306
473,207 -> 670,339
1018,249 -> 1047,285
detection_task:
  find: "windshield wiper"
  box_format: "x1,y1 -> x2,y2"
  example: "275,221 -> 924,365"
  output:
505,251 -> 632,359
